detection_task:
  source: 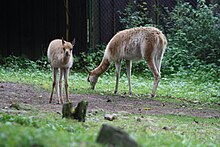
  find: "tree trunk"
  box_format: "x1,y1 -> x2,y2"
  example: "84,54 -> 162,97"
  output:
62,101 -> 88,122
64,0 -> 69,40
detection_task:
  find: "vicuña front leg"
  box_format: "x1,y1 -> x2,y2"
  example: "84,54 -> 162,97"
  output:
126,60 -> 132,95
114,62 -> 121,94
49,68 -> 58,103
64,68 -> 70,103
59,69 -> 64,104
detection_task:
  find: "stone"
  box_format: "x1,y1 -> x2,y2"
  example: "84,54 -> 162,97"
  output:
104,114 -> 117,121
96,124 -> 138,147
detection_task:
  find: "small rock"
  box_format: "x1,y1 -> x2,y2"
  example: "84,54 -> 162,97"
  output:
162,126 -> 176,130
137,118 -> 141,122
193,100 -> 199,104
87,113 -> 93,117
120,94 -> 126,98
88,109 -> 99,115
104,114 -> 117,121
56,112 -> 61,115
9,103 -> 21,110
181,105 -> 186,108
193,119 -> 199,124
162,126 -> 169,130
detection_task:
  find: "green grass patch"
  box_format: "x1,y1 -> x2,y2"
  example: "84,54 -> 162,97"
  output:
0,110 -> 219,146
0,66 -> 219,105
0,65 -> 219,146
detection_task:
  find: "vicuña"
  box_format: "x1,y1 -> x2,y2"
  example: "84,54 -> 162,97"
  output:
47,37 -> 75,104
87,27 -> 167,97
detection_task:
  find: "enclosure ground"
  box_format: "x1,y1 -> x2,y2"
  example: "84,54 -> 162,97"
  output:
0,82 -> 219,118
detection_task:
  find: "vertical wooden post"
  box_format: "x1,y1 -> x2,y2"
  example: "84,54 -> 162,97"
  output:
64,0 -> 69,41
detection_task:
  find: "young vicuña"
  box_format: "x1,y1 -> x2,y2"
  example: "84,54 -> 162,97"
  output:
47,37 -> 75,104
87,27 -> 167,97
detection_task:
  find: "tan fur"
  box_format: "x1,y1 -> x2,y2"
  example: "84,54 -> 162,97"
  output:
47,38 -> 75,104
47,39 -> 73,68
88,27 -> 167,97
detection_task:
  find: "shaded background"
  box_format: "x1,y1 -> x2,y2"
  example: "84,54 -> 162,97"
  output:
0,0 -> 216,60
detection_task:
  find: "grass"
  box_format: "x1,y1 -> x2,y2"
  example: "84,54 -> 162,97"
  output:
0,110 -> 219,146
0,66 -> 219,104
0,65 -> 219,146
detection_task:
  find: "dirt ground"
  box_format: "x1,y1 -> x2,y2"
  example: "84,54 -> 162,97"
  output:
0,82 -> 219,118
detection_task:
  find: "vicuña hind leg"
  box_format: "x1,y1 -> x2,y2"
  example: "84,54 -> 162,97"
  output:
146,58 -> 160,97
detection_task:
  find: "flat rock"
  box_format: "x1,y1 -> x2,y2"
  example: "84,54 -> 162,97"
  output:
96,124 -> 138,147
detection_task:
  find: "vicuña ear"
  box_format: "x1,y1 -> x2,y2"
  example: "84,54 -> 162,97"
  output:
62,37 -> 65,45
72,38 -> 76,46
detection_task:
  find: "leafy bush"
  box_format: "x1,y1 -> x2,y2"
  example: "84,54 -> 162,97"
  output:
166,0 -> 220,66
72,44 -> 106,72
118,0 -> 154,29
117,0 -> 219,77
0,55 -> 49,70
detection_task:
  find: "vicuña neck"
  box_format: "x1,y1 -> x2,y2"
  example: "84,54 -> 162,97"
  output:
91,58 -> 110,77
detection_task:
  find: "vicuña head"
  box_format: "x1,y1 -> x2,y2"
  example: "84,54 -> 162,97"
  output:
87,27 -> 167,97
87,73 -> 98,90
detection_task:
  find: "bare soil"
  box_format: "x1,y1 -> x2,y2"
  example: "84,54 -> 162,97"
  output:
0,82 -> 219,118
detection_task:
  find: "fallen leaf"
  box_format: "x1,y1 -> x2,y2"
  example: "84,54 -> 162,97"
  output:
144,107 -> 151,110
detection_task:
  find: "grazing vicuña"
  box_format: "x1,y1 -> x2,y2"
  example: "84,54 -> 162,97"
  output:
87,27 -> 167,97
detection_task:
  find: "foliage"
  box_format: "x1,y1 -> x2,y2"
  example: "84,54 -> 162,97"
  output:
117,0 -> 220,76
165,0 -> 220,68
0,55 -> 49,70
73,44 -> 106,71
118,0 -> 154,29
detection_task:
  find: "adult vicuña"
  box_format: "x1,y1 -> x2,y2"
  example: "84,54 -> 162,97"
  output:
87,27 -> 167,97
47,37 -> 75,104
